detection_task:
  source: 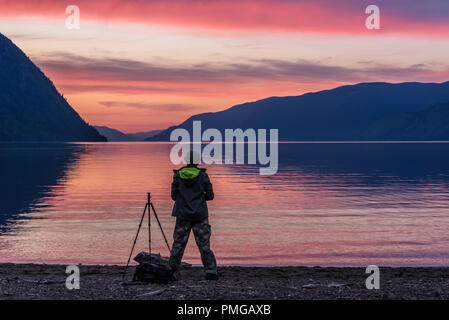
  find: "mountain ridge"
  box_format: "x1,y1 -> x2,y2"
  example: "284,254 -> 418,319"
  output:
148,81 -> 449,141
93,126 -> 163,141
0,33 -> 106,142
363,102 -> 449,140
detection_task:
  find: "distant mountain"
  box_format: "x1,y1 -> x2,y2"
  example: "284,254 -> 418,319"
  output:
93,126 -> 163,141
149,81 -> 449,141
93,126 -> 132,141
0,33 -> 106,142
127,129 -> 163,141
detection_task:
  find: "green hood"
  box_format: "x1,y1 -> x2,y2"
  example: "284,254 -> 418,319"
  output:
179,167 -> 200,179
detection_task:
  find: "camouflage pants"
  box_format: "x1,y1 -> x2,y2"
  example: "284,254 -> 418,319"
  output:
169,218 -> 217,274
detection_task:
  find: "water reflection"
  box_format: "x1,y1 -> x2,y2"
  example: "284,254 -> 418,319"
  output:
0,142 -> 448,266
0,143 -> 90,233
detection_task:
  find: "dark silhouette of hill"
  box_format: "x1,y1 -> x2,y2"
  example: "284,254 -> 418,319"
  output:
0,33 -> 106,141
93,125 -> 163,141
126,129 -> 163,141
363,102 -> 449,140
93,126 -> 132,141
148,81 -> 449,141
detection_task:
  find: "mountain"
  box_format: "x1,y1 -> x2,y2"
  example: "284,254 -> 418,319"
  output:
0,33 -> 106,142
127,129 -> 163,141
93,126 -> 163,141
148,81 -> 449,141
93,126 -> 132,141
363,102 -> 449,140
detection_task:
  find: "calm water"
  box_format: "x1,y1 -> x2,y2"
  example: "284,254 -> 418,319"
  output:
1,142 -> 449,266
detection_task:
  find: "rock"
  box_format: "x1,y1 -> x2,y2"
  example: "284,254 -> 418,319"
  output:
327,283 -> 347,288
302,284 -> 321,288
137,289 -> 165,297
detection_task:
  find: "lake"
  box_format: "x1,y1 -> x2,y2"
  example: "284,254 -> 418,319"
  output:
1,142 -> 449,266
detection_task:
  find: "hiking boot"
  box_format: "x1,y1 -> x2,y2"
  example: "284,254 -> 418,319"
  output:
205,273 -> 219,281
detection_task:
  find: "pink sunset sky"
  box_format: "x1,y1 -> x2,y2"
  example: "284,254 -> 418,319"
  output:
1,0 -> 449,132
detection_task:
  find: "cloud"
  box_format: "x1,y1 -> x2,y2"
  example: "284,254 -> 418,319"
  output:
2,33 -> 51,41
58,83 -> 183,94
0,0 -> 449,38
98,101 -> 197,111
33,52 -> 448,96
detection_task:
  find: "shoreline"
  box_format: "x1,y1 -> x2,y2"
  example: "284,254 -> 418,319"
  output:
1,263 -> 448,300
2,261 -> 449,268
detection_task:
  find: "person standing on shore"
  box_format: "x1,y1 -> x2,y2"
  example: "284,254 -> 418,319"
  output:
169,151 -> 218,280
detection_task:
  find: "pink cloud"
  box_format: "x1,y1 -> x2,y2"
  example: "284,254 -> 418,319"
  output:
33,53 -> 448,95
1,0 -> 448,37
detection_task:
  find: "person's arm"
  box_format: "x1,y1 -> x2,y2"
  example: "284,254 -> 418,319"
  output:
171,171 -> 178,201
203,173 -> 214,201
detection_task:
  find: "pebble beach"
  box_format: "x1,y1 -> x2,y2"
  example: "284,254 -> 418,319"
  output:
0,263 -> 448,300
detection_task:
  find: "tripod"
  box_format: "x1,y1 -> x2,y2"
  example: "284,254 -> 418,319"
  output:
122,192 -> 171,280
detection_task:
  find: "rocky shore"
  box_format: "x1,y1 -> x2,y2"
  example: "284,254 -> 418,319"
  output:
0,263 -> 448,300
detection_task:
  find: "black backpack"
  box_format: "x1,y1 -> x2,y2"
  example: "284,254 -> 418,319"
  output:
133,262 -> 174,283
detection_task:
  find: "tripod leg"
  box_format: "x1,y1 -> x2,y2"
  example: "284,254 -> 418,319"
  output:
148,200 -> 151,263
122,202 -> 148,281
150,202 -> 172,252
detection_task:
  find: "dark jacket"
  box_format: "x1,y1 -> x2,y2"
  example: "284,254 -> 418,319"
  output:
171,166 -> 214,221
